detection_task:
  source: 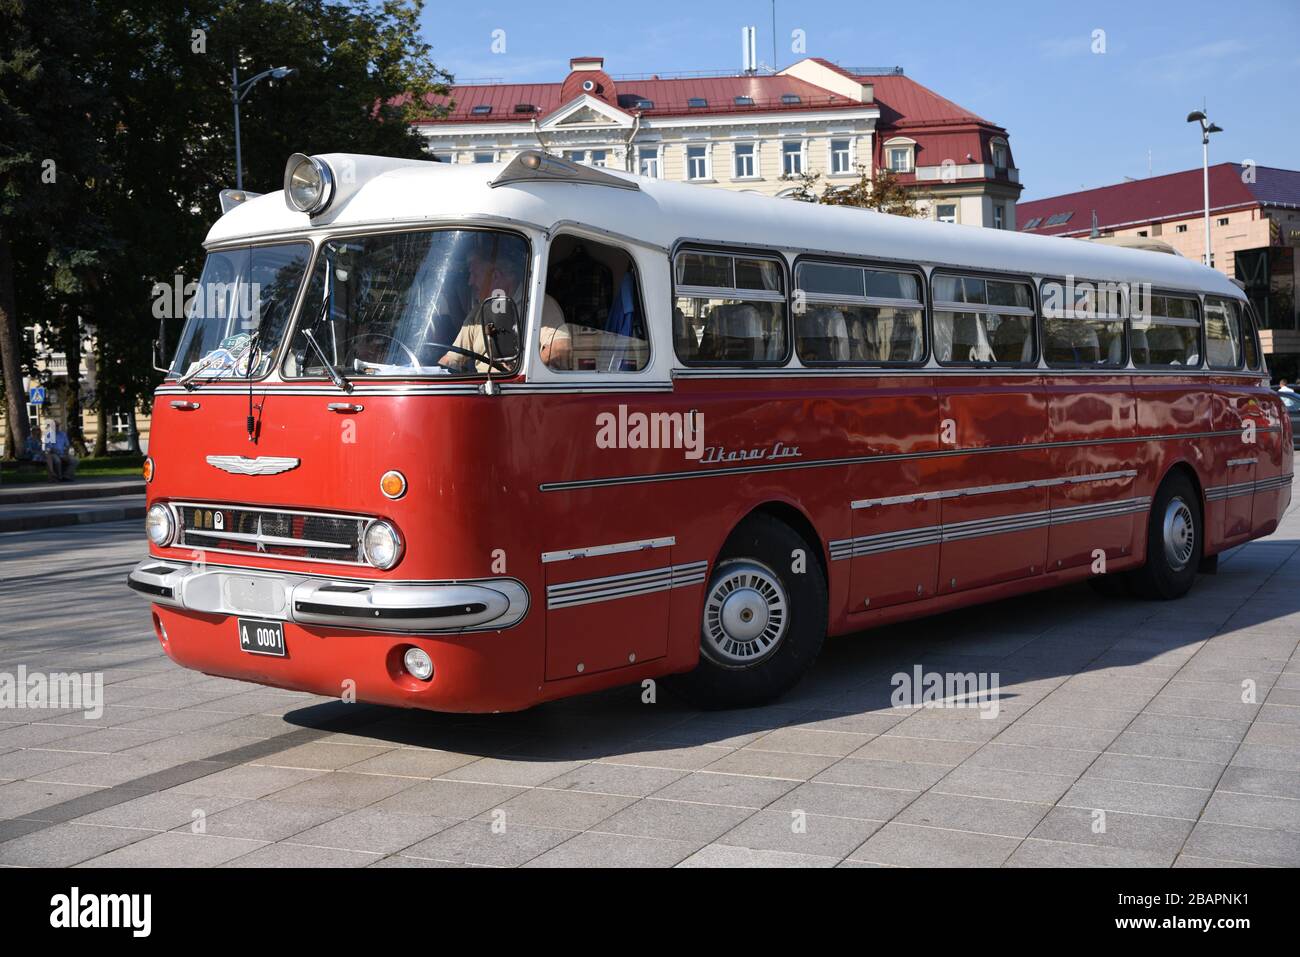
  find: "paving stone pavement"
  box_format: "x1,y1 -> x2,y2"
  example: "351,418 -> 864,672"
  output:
0,467 -> 1298,868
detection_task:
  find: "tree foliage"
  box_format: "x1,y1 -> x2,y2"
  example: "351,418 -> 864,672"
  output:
0,0 -> 451,456
781,164 -> 928,218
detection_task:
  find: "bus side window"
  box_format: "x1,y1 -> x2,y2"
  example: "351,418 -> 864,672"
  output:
673,250 -> 787,365
793,261 -> 925,365
1205,298 -> 1244,370
1132,294 -> 1200,368
932,273 -> 1035,366
1041,280 -> 1126,369
543,236 -> 650,373
1243,302 -> 1262,371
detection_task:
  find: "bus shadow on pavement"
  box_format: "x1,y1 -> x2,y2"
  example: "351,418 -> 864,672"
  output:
276,556 -> 1287,762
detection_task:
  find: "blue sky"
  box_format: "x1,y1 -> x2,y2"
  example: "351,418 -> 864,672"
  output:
418,0 -> 1299,201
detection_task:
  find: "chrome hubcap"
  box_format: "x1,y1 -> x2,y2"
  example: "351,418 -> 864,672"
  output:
1162,496 -> 1196,570
702,560 -> 788,668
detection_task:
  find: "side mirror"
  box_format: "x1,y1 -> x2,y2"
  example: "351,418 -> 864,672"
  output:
152,317 -> 170,373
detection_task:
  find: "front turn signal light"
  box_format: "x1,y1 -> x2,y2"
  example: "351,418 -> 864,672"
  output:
379,470 -> 407,500
143,457 -> 155,483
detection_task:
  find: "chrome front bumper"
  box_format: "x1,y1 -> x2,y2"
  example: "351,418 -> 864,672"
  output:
127,560 -> 529,634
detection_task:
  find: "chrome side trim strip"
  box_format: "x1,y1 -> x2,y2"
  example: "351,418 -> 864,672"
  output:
1226,457 -> 1257,467
539,429 -> 1279,492
542,536 -> 675,564
850,469 -> 1136,509
546,560 -> 707,610
828,496 -> 1150,561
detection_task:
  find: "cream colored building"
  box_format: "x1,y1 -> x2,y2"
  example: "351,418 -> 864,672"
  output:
416,56 -> 1022,227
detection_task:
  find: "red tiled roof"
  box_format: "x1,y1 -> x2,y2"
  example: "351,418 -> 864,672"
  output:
419,71 -> 861,123
848,68 -> 989,126
1016,164 -> 1275,235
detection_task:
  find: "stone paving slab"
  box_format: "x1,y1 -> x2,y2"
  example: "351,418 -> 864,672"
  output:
0,465 -> 1298,866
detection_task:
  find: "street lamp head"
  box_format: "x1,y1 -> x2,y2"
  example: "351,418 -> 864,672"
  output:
270,66 -> 296,80
1207,122 -> 1223,135
1186,110 -> 1207,123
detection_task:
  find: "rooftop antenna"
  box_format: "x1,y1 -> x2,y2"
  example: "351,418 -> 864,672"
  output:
771,0 -> 778,71
741,25 -> 757,74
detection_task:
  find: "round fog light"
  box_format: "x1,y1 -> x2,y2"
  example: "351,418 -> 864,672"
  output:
403,647 -> 434,681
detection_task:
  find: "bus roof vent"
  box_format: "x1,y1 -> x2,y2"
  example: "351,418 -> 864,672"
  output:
490,150 -> 640,192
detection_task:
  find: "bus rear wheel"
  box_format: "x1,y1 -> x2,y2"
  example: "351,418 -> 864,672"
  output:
1128,472 -> 1202,600
669,515 -> 827,710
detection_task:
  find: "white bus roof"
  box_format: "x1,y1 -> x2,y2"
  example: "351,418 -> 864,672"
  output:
207,153 -> 1242,300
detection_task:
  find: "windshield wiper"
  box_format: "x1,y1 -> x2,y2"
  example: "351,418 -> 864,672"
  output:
302,327 -> 352,393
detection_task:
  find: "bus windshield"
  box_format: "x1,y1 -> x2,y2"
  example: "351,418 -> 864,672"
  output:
169,242 -> 312,381
283,228 -> 529,379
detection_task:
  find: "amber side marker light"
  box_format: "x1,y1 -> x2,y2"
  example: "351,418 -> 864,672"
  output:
143,457 -> 155,483
379,470 -> 407,500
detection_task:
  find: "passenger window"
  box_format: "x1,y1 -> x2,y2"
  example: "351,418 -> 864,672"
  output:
933,273 -> 1035,365
1243,304 -> 1262,371
794,261 -> 924,364
1041,280 -> 1126,368
673,250 -> 787,365
1204,298 -> 1244,370
1131,294 -> 1200,368
541,236 -> 650,372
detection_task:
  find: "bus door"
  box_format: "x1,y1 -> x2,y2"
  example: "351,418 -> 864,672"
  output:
934,374 -> 1051,593
1043,375 -> 1138,571
1218,388 -> 1258,542
845,378 -> 941,611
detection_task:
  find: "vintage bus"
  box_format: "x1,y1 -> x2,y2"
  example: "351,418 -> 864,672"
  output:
129,150 -> 1293,712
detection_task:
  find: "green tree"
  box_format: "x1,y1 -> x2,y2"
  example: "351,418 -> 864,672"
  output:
0,0 -> 110,458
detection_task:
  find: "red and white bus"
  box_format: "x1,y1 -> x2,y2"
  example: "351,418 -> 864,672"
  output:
130,150 -> 1292,712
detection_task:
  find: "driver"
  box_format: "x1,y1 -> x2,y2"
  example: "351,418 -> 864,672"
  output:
438,245 -> 526,372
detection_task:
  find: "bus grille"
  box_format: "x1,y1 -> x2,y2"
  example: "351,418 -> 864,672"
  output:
174,503 -> 369,563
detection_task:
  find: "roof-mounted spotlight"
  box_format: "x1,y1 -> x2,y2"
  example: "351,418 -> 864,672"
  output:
283,153 -> 336,215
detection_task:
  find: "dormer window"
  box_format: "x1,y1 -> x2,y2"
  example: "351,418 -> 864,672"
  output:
513,103 -> 537,114
734,95 -> 754,106
687,97 -> 708,108
991,140 -> 1009,170
780,93 -> 801,105
633,98 -> 654,109
470,104 -> 492,116
886,145 -> 913,173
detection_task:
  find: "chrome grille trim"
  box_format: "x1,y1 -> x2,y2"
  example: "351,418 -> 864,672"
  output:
172,501 -> 374,565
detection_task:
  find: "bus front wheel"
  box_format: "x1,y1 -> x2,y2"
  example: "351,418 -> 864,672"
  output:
669,515 -> 827,709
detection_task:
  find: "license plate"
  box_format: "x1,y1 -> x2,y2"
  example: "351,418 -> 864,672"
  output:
237,617 -> 286,657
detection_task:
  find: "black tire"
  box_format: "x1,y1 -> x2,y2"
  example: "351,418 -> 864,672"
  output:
1127,471 -> 1202,600
667,515 -> 827,710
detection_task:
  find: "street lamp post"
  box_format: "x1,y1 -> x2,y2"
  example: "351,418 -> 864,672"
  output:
1186,109 -> 1223,269
232,65 -> 297,191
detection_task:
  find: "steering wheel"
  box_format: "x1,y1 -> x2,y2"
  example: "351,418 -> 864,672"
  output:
341,333 -> 421,368
423,340 -> 515,374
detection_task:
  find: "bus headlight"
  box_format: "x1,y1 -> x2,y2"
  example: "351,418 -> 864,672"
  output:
146,504 -> 175,547
362,520 -> 404,570
283,153 -> 335,215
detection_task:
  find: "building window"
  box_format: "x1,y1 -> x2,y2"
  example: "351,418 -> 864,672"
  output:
830,139 -> 851,175
470,105 -> 492,116
781,93 -> 801,105
936,204 -> 956,224
782,141 -> 804,176
590,150 -> 607,168
431,151 -> 453,164
563,150 -> 584,164
637,146 -> 660,178
472,152 -> 496,164
1176,224 -> 1188,233
886,145 -> 913,173
1217,217 -> 1229,226
734,95 -> 754,106
733,143 -> 756,179
686,144 -> 710,180
993,205 -> 1005,230
687,97 -> 707,108
991,141 -> 1009,170
1137,230 -> 1148,237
